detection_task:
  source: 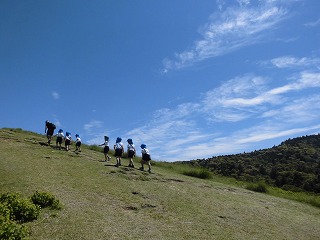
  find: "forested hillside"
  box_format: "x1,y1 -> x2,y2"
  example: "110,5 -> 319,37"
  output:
185,134 -> 320,193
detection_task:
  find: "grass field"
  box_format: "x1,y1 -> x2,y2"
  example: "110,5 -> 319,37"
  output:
1,128 -> 320,239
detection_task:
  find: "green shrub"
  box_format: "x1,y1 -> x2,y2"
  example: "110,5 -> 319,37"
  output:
0,203 -> 10,221
183,169 -> 213,179
0,216 -> 29,240
304,196 -> 320,208
0,198 -> 28,239
246,181 -> 268,193
0,192 -> 62,239
31,191 -> 61,210
0,193 -> 40,222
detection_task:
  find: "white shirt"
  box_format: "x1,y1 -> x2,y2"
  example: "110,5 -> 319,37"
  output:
141,148 -> 150,155
66,135 -> 72,141
115,142 -> 124,149
57,132 -> 64,138
76,137 -> 81,143
127,143 -> 135,151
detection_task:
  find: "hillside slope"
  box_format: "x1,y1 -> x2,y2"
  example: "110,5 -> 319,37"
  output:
1,128 -> 320,240
188,134 -> 320,193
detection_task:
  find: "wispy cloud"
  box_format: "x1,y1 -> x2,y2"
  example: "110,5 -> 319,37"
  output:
52,91 -> 60,100
163,1 -> 289,71
305,17 -> 320,27
84,120 -> 119,146
261,94 -> 320,123
84,120 -> 103,135
203,71 -> 320,113
125,61 -> 320,161
234,124 -> 320,145
269,56 -> 320,69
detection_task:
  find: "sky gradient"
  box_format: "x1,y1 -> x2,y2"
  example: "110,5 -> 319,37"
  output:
1,0 -> 320,161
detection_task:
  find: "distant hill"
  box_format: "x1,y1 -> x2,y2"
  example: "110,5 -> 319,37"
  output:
184,134 -> 320,193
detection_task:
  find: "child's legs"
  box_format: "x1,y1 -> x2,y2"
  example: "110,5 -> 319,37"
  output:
147,161 -> 151,170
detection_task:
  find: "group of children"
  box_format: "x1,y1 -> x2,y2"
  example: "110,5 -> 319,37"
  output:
45,120 -> 152,172
55,129 -> 82,152
99,136 -> 152,173
45,121 -> 81,152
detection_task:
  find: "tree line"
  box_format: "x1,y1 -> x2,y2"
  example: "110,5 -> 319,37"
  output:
183,134 -> 320,193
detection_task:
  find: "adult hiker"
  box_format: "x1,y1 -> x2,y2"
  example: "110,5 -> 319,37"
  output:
45,120 -> 56,145
140,144 -> 151,173
127,138 -> 136,168
114,137 -> 124,167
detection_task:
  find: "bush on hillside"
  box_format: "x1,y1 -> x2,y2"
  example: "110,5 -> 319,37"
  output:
0,193 -> 40,222
246,181 -> 268,193
183,169 -> 213,179
0,214 -> 29,240
31,191 -> 61,210
0,192 -> 62,239
0,194 -> 36,239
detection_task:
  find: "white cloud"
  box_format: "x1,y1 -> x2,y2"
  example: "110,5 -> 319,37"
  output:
124,67 -> 320,161
202,74 -> 271,121
305,17 -> 320,27
84,120 -> 118,146
262,94 -> 320,123
163,1 -> 288,71
84,120 -> 103,135
237,0 -> 250,7
235,124 -> 320,144
202,71 -> 320,119
270,56 -> 320,69
216,0 -> 226,10
52,91 -> 60,100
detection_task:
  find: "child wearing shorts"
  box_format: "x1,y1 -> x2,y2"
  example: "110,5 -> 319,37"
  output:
65,132 -> 72,151
99,136 -> 111,161
56,129 -> 64,150
127,138 -> 136,168
114,137 -> 124,167
75,134 -> 81,152
140,144 -> 151,173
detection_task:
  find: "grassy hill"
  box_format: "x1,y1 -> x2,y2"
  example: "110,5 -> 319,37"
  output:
1,128 -> 320,240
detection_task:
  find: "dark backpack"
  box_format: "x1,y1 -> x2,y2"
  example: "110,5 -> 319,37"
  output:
46,122 -> 56,130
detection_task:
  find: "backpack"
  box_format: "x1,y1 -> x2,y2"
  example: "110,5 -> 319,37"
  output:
46,121 -> 56,129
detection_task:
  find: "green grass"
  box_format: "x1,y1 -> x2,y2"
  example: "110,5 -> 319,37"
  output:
1,128 -> 320,240
156,161 -> 320,209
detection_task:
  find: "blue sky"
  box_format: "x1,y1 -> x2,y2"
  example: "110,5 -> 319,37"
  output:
1,0 -> 320,161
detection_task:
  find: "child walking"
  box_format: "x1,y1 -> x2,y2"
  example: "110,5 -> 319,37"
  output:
140,144 -> 151,173
114,137 -> 124,167
127,138 -> 136,168
56,129 -> 64,150
75,134 -> 81,152
99,136 -> 112,161
65,132 -> 72,151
